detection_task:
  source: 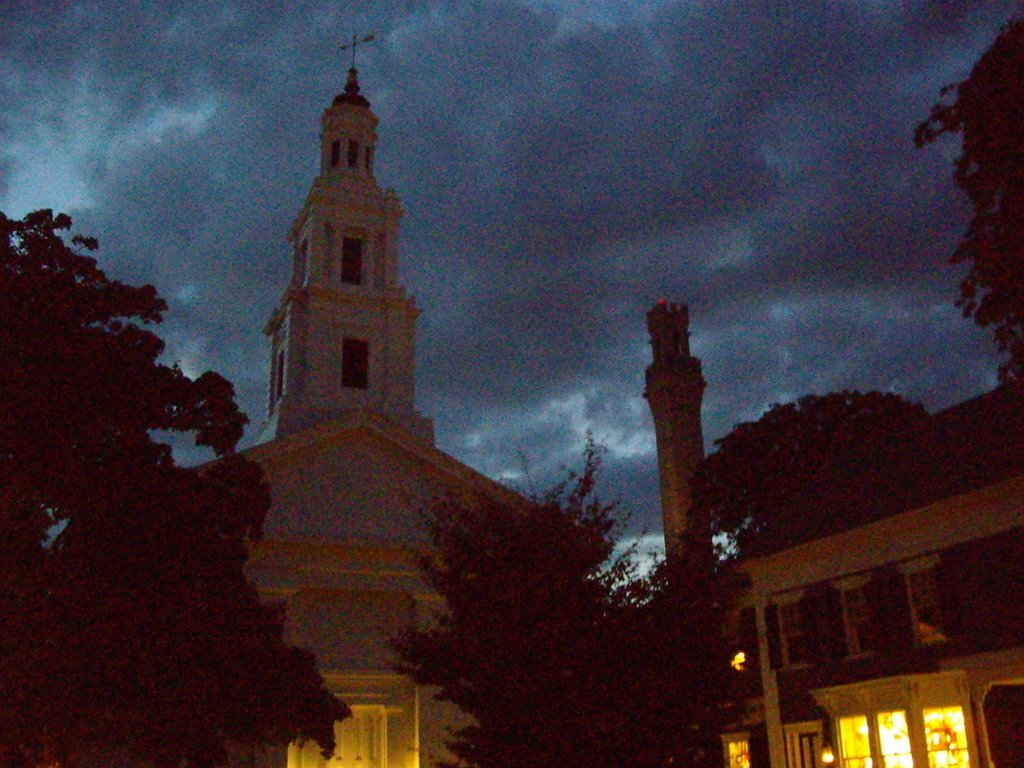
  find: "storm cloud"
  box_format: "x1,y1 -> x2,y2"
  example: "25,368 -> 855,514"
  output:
2,0 -> 1017,541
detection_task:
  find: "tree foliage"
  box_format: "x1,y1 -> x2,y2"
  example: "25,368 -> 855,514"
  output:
0,210 -> 344,768
394,445 -> 741,768
916,18 -> 1024,386
694,391 -> 930,558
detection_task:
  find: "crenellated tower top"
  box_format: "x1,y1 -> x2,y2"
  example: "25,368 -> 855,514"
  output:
644,299 -> 706,556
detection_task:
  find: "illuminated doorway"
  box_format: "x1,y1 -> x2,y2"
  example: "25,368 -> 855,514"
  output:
288,706 -> 388,768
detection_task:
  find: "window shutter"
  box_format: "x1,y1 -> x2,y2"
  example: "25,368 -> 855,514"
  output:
824,585 -> 848,660
765,603 -> 783,670
739,606 -> 760,675
937,549 -> 967,639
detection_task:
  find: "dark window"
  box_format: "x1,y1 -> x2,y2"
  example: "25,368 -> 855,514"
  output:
275,348 -> 286,401
365,145 -> 374,171
323,225 -> 334,280
780,601 -> 809,666
330,139 -> 341,168
269,350 -> 278,413
347,140 -> 359,168
341,237 -> 363,284
842,586 -> 876,655
907,568 -> 946,644
342,339 -> 369,389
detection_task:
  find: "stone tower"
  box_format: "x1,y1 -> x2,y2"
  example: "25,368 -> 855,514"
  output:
644,299 -> 706,554
258,67 -> 433,443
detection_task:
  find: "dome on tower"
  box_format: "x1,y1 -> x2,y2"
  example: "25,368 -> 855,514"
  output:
333,67 -> 370,108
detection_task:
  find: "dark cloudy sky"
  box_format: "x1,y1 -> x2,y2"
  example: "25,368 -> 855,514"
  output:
2,0 -> 1019,550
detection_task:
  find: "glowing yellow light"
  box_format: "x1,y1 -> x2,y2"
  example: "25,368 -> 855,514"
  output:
731,651 -> 747,671
821,745 -> 835,765
728,739 -> 751,768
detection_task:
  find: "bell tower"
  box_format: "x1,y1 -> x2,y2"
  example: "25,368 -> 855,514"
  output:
644,299 -> 706,554
258,67 -> 433,443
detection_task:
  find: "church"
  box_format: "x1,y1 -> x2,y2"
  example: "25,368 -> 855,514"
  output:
237,61 -> 1024,768
240,67 -> 516,768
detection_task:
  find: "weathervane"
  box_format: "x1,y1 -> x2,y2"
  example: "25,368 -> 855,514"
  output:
341,32 -> 376,70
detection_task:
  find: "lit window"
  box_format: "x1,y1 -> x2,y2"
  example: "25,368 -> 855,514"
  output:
908,569 -> 946,645
780,601 -> 809,666
342,338 -> 369,389
722,734 -> 751,768
843,586 -> 875,656
877,711 -> 913,768
731,651 -> 747,671
923,707 -> 969,768
838,716 -> 871,768
341,237 -> 363,285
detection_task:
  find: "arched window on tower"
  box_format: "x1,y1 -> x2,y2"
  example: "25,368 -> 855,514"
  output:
341,237 -> 363,284
365,145 -> 374,172
342,339 -> 369,389
330,139 -> 341,168
347,140 -> 359,168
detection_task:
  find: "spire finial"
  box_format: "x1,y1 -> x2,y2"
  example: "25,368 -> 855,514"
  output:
333,32 -> 376,108
341,32 -> 376,70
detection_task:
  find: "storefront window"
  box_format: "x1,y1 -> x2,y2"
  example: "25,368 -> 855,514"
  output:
923,707 -> 969,768
839,716 -> 872,768
877,711 -> 913,768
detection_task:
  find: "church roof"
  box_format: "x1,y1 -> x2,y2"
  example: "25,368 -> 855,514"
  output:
244,408 -> 519,544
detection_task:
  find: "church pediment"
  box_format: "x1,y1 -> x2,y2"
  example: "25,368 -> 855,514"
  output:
246,408 -> 514,544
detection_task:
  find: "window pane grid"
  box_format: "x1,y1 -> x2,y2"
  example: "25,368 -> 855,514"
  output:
727,739 -> 750,768
923,707 -> 969,768
839,716 -> 871,768
878,711 -> 913,768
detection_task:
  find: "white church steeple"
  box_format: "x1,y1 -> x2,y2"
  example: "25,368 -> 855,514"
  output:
258,67 -> 433,443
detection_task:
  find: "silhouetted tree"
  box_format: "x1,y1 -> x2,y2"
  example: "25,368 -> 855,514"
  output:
0,210 -> 344,768
394,445 -> 740,768
694,391 -> 930,558
916,18 -> 1024,386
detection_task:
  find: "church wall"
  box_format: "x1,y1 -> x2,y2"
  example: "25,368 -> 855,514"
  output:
285,589 -> 416,671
